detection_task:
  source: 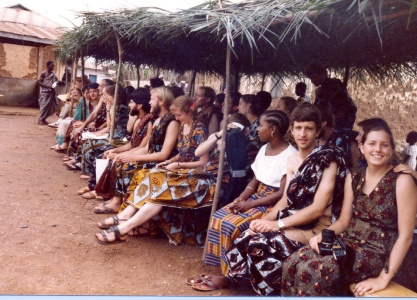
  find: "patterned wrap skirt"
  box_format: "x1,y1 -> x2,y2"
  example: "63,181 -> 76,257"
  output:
204,182 -> 279,274
225,215 -> 331,296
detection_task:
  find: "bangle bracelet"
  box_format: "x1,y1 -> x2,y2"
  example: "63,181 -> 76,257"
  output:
388,266 -> 397,274
215,133 -> 221,140
246,186 -> 254,191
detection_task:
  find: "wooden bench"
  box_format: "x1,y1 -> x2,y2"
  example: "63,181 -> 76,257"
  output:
350,282 -> 417,297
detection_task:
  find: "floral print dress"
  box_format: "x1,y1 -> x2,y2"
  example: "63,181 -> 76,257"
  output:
282,167 -> 399,296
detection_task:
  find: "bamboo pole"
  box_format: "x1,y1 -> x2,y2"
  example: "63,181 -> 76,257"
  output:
202,45 -> 231,261
109,32 -> 124,143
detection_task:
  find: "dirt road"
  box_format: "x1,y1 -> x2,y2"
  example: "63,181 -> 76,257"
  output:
0,107 -> 254,296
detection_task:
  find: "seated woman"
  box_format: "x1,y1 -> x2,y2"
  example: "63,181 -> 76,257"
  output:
94,95 -> 217,244
203,110 -> 297,274
78,88 -> 155,198
281,121 -> 417,296
76,84 -> 130,182
51,86 -> 93,151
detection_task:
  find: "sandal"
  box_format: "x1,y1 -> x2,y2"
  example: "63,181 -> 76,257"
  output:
53,145 -> 67,153
95,226 -> 127,245
80,174 -> 90,180
97,215 -> 127,230
77,186 -> 91,195
129,225 -> 150,237
191,277 -> 230,291
63,156 -> 72,161
185,275 -> 207,286
82,191 -> 97,199
93,204 -> 118,214
66,163 -> 81,171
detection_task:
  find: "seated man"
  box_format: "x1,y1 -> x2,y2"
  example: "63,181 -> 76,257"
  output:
189,103 -> 348,295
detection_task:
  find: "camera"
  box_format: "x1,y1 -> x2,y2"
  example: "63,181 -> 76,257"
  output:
319,229 -> 346,260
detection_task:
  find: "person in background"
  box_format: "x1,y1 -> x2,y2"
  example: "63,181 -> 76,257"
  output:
295,82 -> 311,105
37,61 -> 58,125
193,86 -> 220,135
305,63 -> 357,130
275,96 -> 298,148
401,131 -> 417,171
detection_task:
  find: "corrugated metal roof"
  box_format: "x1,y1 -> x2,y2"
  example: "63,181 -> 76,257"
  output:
0,6 -> 66,43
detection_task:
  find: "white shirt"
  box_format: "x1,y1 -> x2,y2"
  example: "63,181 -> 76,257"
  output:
402,144 -> 417,170
251,143 -> 297,188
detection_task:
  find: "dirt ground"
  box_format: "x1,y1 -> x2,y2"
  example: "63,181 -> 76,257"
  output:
0,106 -> 254,296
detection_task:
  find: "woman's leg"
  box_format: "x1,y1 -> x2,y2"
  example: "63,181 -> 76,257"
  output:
95,203 -> 163,242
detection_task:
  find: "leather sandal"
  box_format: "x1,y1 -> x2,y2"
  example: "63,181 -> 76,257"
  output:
191,275 -> 230,291
82,191 -> 97,199
95,226 -> 127,245
97,215 -> 127,230
77,186 -> 91,195
185,275 -> 207,286
93,204 -> 118,214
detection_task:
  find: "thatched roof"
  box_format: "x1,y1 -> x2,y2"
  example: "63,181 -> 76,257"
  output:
55,0 -> 417,82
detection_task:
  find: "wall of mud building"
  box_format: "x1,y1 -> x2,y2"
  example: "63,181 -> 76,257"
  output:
0,43 -> 56,107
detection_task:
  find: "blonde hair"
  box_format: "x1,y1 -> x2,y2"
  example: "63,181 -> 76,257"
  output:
151,86 -> 174,109
171,95 -> 193,114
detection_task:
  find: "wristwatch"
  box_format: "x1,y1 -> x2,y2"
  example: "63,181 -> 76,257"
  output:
277,219 -> 285,230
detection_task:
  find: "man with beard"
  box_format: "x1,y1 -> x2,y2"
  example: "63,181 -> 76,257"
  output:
93,86 -> 179,214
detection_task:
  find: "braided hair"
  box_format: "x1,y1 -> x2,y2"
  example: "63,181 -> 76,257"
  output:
261,110 -> 289,137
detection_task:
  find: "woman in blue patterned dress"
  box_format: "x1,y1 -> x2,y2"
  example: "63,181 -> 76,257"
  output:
282,121 -> 417,296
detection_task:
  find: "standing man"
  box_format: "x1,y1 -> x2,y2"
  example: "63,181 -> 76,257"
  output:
295,82 -> 311,105
304,63 -> 357,130
37,61 -> 58,125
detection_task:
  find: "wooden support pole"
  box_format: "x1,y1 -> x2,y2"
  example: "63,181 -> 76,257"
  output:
109,32 -> 124,143
202,45 -> 231,261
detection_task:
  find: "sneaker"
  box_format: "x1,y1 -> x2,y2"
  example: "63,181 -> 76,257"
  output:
48,122 -> 59,127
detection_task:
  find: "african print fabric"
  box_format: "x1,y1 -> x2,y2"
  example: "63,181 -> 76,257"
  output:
205,183 -> 279,272
222,146 -> 348,295
281,168 -> 400,296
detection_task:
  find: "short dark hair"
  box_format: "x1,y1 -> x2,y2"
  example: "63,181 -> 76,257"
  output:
216,93 -> 225,105
230,91 -> 242,107
316,104 -> 334,128
290,102 -> 322,131
256,91 -> 272,114
89,83 -> 99,90
200,86 -> 216,103
150,77 -> 165,89
280,96 -> 298,115
46,61 -> 54,67
228,112 -> 251,129
169,86 -> 185,99
131,88 -> 151,113
295,82 -> 307,93
405,131 -> 417,145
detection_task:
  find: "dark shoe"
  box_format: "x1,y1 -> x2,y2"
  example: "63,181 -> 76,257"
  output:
93,204 -> 118,214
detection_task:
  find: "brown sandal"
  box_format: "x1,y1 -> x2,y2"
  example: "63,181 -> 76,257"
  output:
191,277 -> 230,291
95,226 -> 127,245
77,186 -> 91,195
97,215 -> 127,230
82,191 -> 97,199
